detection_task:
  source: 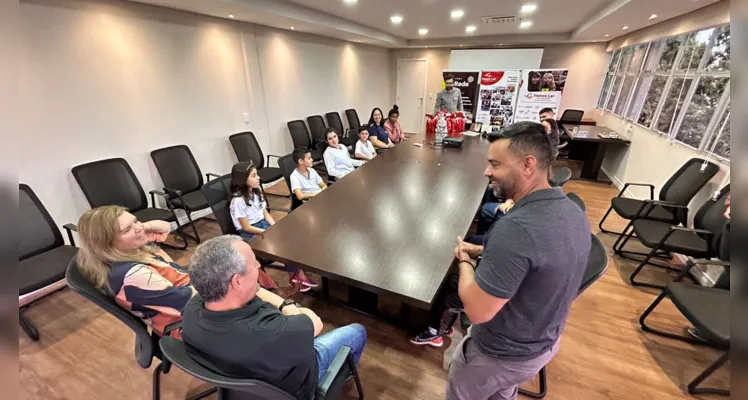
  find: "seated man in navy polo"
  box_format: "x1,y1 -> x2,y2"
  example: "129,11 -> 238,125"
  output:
181,235 -> 367,400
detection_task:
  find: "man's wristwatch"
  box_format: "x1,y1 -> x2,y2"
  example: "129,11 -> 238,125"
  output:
278,298 -> 296,312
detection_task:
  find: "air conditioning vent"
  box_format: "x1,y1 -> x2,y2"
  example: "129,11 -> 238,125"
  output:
480,15 -> 527,24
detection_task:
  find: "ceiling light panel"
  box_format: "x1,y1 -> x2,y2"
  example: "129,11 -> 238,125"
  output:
451,9 -> 465,20
390,15 -> 403,24
520,21 -> 532,29
520,4 -> 537,13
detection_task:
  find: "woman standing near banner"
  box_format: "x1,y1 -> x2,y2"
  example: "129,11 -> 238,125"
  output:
384,105 -> 406,144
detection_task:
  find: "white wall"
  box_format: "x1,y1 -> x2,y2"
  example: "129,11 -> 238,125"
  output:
18,0 -> 391,228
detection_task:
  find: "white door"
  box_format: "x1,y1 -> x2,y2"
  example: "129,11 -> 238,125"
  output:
396,59 -> 427,133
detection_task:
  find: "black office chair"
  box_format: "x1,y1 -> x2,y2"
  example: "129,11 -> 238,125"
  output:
341,128 -> 359,150
344,109 -> 361,130
566,192 -> 586,211
287,120 -> 323,162
549,167 -> 572,187
229,132 -> 287,211
72,158 -> 189,250
159,336 -> 363,400
19,184 -> 78,341
278,154 -> 305,212
65,259 -> 201,400
559,109 -> 584,124
150,145 -> 221,244
307,115 -> 327,149
200,173 -> 233,236
462,233 -> 608,398
639,228 -> 730,396
598,158 -> 719,237
325,112 -> 346,140
614,185 -> 730,288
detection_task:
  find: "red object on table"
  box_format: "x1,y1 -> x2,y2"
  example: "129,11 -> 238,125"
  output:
425,111 -> 466,134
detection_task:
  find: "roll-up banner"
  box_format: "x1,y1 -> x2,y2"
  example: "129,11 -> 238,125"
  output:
514,69 -> 568,122
442,70 -> 480,122
475,70 -> 521,128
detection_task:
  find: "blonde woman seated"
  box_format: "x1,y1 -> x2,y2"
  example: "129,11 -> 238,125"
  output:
77,206 -> 194,338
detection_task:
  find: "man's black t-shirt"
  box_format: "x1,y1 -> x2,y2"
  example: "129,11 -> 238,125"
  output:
181,296 -> 318,400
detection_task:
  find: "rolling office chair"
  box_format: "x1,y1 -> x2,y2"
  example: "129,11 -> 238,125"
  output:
549,167 -> 572,187
287,120 -> 325,169
598,158 -> 719,237
229,132 -> 288,211
344,109 -> 361,130
566,192 -> 586,211
639,226 -> 730,396
159,336 -> 363,400
199,174 -> 234,236
65,259 -> 208,400
307,115 -> 328,149
278,154 -> 305,212
19,184 -> 78,341
150,145 -> 221,244
614,185 -> 730,288
461,230 -> 609,399
72,158 -> 189,250
558,109 -> 584,125
325,111 -> 346,139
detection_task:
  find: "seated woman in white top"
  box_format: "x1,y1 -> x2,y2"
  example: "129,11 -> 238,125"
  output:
229,161 -> 317,291
323,128 -> 364,179
354,126 -> 377,161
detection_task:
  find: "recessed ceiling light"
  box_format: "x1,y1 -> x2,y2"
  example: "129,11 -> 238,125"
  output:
419,28 -> 429,35
520,4 -> 537,13
605,34 -> 610,37
460,45 -> 464,47
290,26 -> 295,30
343,0 -> 358,4
451,9 -> 465,20
520,21 -> 533,29
499,43 -> 504,45
357,40 -> 362,42
622,25 -> 629,30
648,14 -> 658,20
465,25 -> 477,33
228,14 -> 234,19
390,15 -> 403,24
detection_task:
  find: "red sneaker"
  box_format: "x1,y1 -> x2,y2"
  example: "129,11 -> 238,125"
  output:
291,275 -> 318,288
409,331 -> 444,347
445,327 -> 455,337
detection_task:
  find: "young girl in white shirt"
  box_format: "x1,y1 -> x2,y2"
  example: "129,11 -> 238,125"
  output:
323,128 -> 364,179
229,161 -> 317,291
354,126 -> 377,161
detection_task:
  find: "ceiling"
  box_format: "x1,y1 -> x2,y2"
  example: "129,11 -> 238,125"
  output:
130,0 -> 723,47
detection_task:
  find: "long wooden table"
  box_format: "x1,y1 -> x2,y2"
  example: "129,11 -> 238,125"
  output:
251,133 -> 491,315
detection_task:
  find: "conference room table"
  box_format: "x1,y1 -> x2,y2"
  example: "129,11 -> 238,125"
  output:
561,124 -> 631,183
251,132 -> 492,323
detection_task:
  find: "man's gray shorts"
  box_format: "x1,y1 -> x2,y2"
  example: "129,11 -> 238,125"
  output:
447,330 -> 560,400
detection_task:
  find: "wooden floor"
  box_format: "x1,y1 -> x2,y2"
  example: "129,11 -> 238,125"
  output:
19,177 -> 730,399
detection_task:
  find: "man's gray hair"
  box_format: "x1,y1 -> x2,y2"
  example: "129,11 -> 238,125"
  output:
189,235 -> 248,303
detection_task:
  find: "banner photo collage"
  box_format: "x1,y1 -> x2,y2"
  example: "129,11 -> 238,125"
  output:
475,70 -> 521,128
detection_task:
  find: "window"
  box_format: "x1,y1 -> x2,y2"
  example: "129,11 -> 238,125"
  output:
597,24 -> 731,161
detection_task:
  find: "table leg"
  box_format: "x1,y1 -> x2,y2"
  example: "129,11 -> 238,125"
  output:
321,277 -> 330,300
347,286 -> 379,314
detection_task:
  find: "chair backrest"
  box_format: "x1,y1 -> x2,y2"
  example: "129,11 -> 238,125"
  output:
693,184 -> 730,255
287,120 -> 312,150
150,145 -> 204,194
306,115 -> 327,147
325,112 -> 345,137
201,174 -> 234,235
19,184 -> 63,261
65,258 -> 158,368
344,109 -> 361,130
566,192 -> 586,211
159,336 -> 296,400
72,158 -> 148,212
559,109 -> 584,124
229,132 -> 265,169
659,158 -> 719,205
578,234 -> 608,295
341,128 -> 359,148
278,155 -> 304,211
550,167 -> 572,187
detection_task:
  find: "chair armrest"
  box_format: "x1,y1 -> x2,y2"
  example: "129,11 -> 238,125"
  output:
671,258 -> 730,283
670,226 -> 712,235
63,223 -> 77,246
163,187 -> 183,197
205,173 -> 221,182
644,200 -> 689,209
619,182 -> 655,199
148,189 -> 170,209
163,321 -> 182,336
315,346 -> 353,400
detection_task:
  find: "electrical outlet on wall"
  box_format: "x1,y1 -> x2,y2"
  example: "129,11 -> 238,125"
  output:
243,112 -> 250,124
